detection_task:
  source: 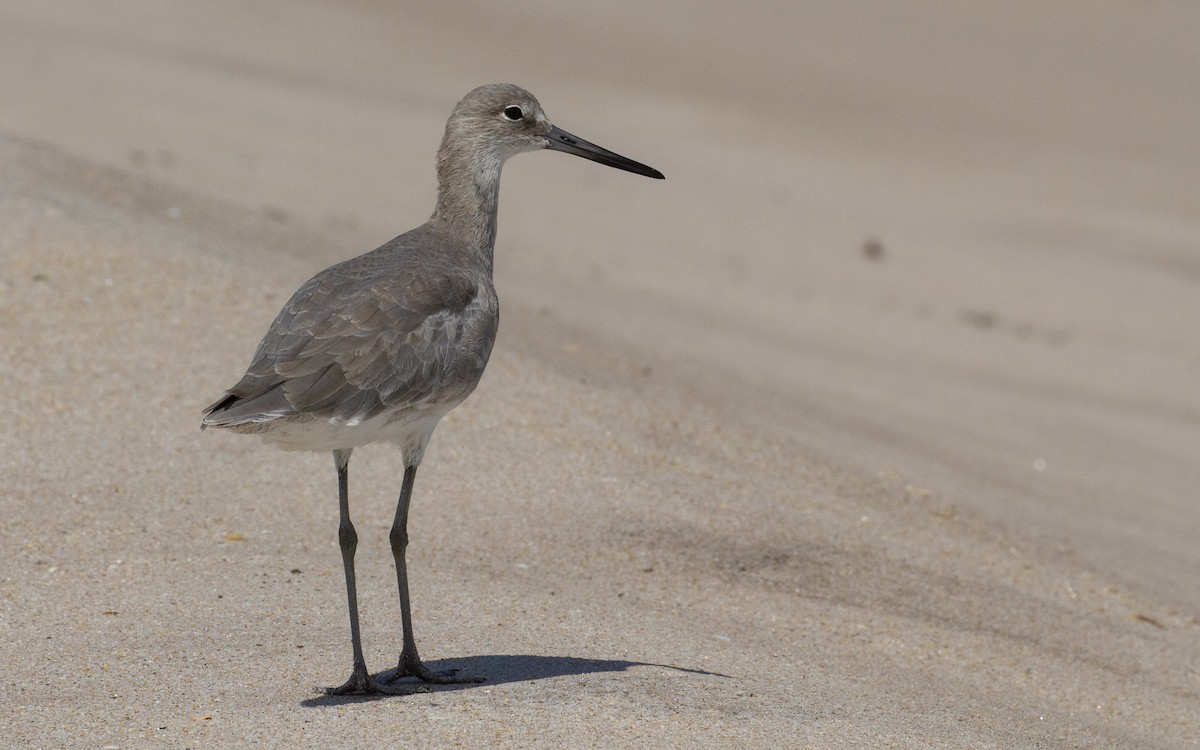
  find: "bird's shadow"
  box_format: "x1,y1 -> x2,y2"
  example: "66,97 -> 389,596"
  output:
300,654 -> 730,706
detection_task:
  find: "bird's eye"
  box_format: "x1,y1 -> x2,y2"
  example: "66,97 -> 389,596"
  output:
502,105 -> 524,121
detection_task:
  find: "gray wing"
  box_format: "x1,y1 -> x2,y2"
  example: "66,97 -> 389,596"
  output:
203,259 -> 496,428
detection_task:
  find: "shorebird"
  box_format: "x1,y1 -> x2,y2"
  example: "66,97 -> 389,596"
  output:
202,83 -> 663,695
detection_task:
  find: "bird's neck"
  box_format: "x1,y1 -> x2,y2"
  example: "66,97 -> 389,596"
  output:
430,137 -> 505,275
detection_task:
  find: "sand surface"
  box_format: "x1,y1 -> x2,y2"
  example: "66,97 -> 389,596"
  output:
2,2 -> 1198,747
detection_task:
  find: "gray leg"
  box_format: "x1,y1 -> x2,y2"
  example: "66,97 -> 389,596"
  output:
322,450 -> 429,696
387,464 -> 483,685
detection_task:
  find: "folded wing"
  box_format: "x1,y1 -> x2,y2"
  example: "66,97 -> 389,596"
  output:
203,262 -> 493,429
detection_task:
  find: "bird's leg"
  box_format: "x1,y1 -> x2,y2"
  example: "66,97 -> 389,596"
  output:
386,464 -> 483,685
322,450 -> 429,696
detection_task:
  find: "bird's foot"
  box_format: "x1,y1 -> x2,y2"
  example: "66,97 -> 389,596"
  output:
387,651 -> 484,685
320,665 -> 433,696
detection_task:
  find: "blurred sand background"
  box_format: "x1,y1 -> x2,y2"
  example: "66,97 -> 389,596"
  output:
1,1 -> 1198,746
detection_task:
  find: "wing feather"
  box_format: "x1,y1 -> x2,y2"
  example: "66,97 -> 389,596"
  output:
203,241 -> 496,428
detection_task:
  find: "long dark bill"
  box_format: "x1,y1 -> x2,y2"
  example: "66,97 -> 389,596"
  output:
544,125 -> 665,180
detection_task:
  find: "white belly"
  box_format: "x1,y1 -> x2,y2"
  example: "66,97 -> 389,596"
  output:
249,401 -> 455,466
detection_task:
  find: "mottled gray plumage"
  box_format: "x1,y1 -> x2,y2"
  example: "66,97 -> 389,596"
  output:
204,226 -> 497,461
202,83 -> 663,696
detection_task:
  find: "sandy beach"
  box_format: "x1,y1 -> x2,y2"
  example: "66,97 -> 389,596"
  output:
2,1 -> 1198,746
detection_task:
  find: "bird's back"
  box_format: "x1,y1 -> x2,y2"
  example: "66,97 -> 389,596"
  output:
203,224 -> 499,455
